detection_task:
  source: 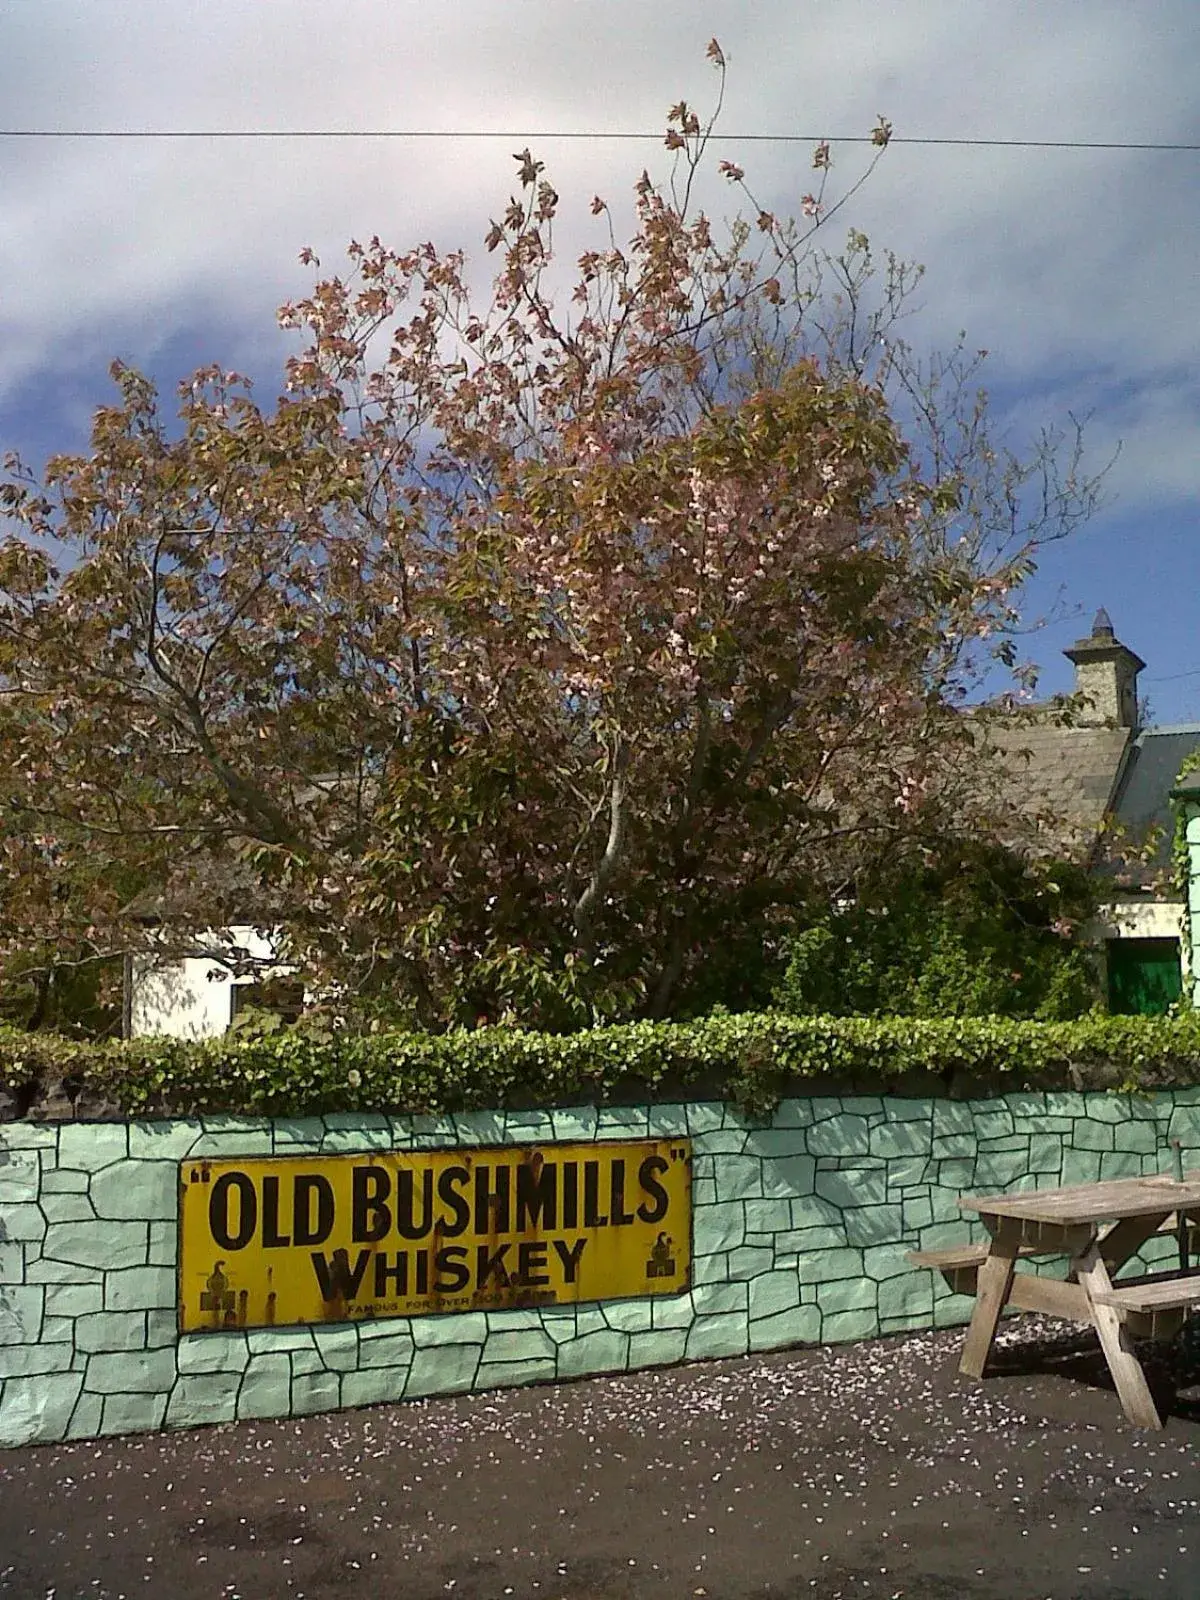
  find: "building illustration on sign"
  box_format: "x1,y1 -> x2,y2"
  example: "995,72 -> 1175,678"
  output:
178,1139 -> 692,1332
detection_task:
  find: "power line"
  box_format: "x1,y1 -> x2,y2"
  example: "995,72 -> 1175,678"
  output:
0,128 -> 1197,151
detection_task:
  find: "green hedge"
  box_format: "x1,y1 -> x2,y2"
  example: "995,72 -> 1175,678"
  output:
4,1011 -> 1200,1121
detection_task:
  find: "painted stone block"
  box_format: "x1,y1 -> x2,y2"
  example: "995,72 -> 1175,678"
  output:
0,1284 -> 43,1346
748,1302 -> 820,1353
147,1223 -> 177,1267
727,1246 -> 774,1281
807,1114 -> 870,1157
0,1148 -> 41,1203
600,1299 -> 657,1333
167,1371 -> 240,1428
686,1104 -> 726,1135
902,1196 -> 933,1232
557,1329 -> 630,1379
75,1311 -> 147,1353
1111,1120 -> 1159,1154
796,1247 -> 864,1284
86,1349 -> 177,1394
0,1342 -> 73,1379
878,1272 -> 933,1321
697,1280 -> 749,1316
628,1326 -> 688,1367
684,1310 -> 748,1361
177,1335 -> 250,1375
713,1155 -> 763,1202
749,1270 -> 801,1320
40,1169 -> 89,1195
844,1205 -> 905,1247
91,1161 -> 178,1220
128,1120 -> 201,1161
0,1371 -> 83,1447
308,1326 -> 360,1370
405,1342 -> 482,1397
412,1312 -> 488,1348
475,1357 -> 558,1389
760,1154 -> 816,1200
341,1366 -> 407,1409
482,1329 -> 556,1365
101,1391 -> 168,1436
696,1201 -> 745,1253
57,1123 -> 128,1172
651,1292 -> 696,1330
66,1390 -> 105,1440
104,1266 -> 174,1312
816,1168 -> 888,1208
870,1120 -> 930,1159
2,1204 -> 46,1243
42,1220 -> 147,1270
321,1125 -> 396,1152
291,1369 -> 341,1415
547,1109 -> 597,1142
0,1243 -> 24,1284
357,1334 -> 416,1370
269,1118 -> 328,1149
235,1354 -> 293,1419
44,1281 -> 101,1318
815,1274 -> 876,1316
41,1193 -> 96,1224
821,1307 -> 877,1343
862,1244 -> 910,1282
145,1311 -> 177,1349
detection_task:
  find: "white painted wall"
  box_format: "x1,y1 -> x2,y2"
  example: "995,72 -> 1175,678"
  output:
127,926 -> 281,1040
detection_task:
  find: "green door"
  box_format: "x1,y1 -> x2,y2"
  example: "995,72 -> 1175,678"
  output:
1107,938 -> 1183,1015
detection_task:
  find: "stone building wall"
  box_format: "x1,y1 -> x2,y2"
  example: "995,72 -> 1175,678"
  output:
2,1090 -> 1198,1448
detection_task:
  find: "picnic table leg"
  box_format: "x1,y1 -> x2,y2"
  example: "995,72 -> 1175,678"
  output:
959,1235 -> 1019,1380
1074,1244 -> 1164,1430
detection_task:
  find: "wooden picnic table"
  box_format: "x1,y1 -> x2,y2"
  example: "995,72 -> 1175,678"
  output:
909,1170 -> 1200,1429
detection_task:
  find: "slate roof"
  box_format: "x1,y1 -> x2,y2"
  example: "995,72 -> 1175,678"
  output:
1105,723 -> 1200,887
979,720 -> 1133,854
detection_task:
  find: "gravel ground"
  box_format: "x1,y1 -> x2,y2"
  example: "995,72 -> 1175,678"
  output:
1,1318 -> 1198,1600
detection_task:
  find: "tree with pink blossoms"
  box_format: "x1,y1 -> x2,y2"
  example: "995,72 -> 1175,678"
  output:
0,48 -> 1104,1031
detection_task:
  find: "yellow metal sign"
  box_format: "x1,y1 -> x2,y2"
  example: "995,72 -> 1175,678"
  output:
178,1138 -> 691,1332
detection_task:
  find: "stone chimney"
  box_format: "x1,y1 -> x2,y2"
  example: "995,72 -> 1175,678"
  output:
1063,608 -> 1145,728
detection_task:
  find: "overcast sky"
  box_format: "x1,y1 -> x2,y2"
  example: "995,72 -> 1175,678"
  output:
2,0 -> 1198,718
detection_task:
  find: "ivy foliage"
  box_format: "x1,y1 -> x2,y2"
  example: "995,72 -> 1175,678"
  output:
773,847 -> 1101,1021
3,1010 -> 1200,1122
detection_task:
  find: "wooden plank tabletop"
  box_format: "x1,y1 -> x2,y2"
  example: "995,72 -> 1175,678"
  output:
959,1170 -> 1200,1225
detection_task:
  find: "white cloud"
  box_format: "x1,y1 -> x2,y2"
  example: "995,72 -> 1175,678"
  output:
1,0 -> 1198,527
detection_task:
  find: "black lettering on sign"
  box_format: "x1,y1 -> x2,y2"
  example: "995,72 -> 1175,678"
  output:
517,1239 -> 550,1286
293,1174 -> 335,1247
474,1163 -> 511,1235
311,1247 -> 371,1303
434,1245 -> 471,1293
561,1162 -> 579,1229
636,1155 -> 669,1223
516,1156 -> 556,1230
209,1171 -> 257,1251
261,1175 -> 290,1248
395,1168 -> 435,1241
609,1158 -> 635,1226
374,1251 -> 408,1297
476,1241 -> 511,1288
437,1165 -> 471,1236
583,1161 -> 607,1228
552,1237 -> 587,1284
352,1165 -> 392,1243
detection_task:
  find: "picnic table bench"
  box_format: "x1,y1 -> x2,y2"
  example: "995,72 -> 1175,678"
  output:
906,1170 -> 1200,1429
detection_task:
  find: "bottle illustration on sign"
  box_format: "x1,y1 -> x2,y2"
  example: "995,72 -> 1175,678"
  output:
199,1260 -> 243,1325
645,1232 -> 676,1279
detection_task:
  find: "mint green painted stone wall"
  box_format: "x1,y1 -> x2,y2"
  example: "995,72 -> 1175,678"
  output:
1186,806 -> 1200,1005
2,1090 -> 1198,1448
